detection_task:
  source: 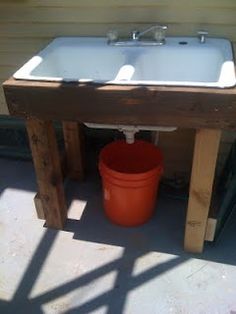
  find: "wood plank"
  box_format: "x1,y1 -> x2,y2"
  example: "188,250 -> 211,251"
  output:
34,193 -> 44,220
184,129 -> 221,253
62,121 -> 85,180
4,77 -> 236,95
3,79 -> 236,131
204,218 -> 217,241
34,150 -> 67,221
26,118 -> 67,229
0,91 -> 9,114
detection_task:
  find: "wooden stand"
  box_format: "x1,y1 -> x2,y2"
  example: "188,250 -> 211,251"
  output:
184,129 -> 221,253
27,120 -> 221,252
5,77 -> 232,252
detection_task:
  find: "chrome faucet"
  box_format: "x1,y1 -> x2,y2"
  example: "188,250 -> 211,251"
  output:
131,25 -> 168,45
107,24 -> 168,46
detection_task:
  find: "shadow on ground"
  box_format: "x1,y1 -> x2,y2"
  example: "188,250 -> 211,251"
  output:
1,147 -> 236,313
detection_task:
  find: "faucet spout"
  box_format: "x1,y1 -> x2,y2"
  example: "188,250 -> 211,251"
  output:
132,24 -> 168,45
138,25 -> 167,38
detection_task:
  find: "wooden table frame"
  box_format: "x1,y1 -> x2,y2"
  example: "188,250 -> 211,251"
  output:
3,78 -> 236,253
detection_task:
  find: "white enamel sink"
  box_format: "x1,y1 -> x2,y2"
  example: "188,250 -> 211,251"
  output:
13,37 -> 236,88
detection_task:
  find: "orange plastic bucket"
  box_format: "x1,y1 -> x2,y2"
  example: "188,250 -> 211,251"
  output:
99,140 -> 163,227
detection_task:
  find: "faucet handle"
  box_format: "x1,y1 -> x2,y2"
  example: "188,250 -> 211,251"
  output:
131,30 -> 140,40
153,25 -> 168,44
197,30 -> 208,43
107,29 -> 119,43
197,30 -> 208,35
159,25 -> 168,30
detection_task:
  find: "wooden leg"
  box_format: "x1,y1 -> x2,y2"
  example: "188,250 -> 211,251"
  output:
26,118 -> 67,229
184,129 -> 221,253
62,122 -> 85,180
34,151 -> 67,221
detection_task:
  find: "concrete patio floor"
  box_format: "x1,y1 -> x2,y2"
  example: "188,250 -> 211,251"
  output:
1,154 -> 236,314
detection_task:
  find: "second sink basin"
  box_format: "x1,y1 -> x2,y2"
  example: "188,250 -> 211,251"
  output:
13,36 -> 236,88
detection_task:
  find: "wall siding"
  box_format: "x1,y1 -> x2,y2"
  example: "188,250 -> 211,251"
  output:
0,0 -> 235,177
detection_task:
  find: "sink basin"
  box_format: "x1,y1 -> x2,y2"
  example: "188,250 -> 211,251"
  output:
13,36 -> 236,88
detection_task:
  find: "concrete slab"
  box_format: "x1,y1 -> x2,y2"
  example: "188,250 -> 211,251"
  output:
1,157 -> 236,314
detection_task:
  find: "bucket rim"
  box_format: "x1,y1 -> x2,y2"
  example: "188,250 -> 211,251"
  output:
99,160 -> 163,180
99,139 -> 164,179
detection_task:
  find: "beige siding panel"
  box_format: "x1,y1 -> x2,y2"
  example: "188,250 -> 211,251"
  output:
1,23 -> 236,41
0,66 -> 16,80
0,52 -> 34,67
2,0 -> 236,9
0,85 -> 9,115
1,7 -> 236,24
0,38 -> 49,52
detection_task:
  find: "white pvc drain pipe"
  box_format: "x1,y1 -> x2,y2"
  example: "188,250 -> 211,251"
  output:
84,123 -> 177,144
